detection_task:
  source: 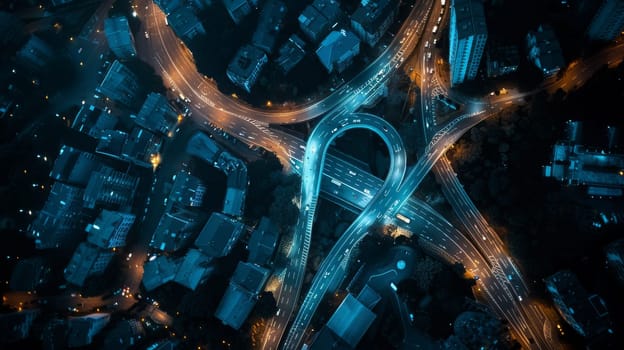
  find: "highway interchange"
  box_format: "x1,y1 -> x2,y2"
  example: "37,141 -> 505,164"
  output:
134,0 -> 624,348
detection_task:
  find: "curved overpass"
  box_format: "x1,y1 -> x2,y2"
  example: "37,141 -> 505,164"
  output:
281,113 -> 406,349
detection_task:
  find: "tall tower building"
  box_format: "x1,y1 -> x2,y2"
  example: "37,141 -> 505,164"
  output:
449,0 -> 488,86
587,0 -> 624,41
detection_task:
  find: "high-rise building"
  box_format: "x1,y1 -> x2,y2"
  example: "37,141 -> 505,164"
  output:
587,0 -> 624,41
449,0 -> 488,86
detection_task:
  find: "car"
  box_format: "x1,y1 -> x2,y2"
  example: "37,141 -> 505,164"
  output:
144,31 -> 149,38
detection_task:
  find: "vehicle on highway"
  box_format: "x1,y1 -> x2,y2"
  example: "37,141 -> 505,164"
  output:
396,213 -> 411,224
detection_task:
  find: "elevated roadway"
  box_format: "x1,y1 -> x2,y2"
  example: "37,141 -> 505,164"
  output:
134,0 -> 624,348
281,113 -> 406,349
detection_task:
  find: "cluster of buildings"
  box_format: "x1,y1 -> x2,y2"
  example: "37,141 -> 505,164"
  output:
214,217 -> 279,329
225,0 -> 400,92
27,143 -> 140,253
447,0 -> 624,86
24,55 -> 190,288
3,22 -> 200,345
0,295 -> 158,348
142,179 -> 278,330
226,0 -> 287,92
186,132 -> 248,217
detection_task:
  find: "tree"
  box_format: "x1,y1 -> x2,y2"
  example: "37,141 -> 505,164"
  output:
245,153 -> 282,220
453,311 -> 514,350
269,174 -> 301,231
254,291 -> 277,319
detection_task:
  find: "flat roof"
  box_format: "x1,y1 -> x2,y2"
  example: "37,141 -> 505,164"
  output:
326,294 -> 376,347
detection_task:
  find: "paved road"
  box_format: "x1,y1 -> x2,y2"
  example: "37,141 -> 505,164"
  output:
281,113 -> 406,349
134,1 -> 624,348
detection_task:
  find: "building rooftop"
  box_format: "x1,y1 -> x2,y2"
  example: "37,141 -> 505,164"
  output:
10,257 -> 50,292
231,261 -> 270,293
96,60 -> 139,106
16,35 -> 53,68
67,313 -> 110,348
214,262 -> 270,329
316,30 -> 360,73
71,104 -> 118,138
135,92 -> 179,135
544,143 -> 624,193
252,0 -> 287,54
299,6 -> 330,43
96,129 -> 128,160
173,248 -> 214,290
194,212 -> 245,257
351,0 -> 396,35
526,25 -> 565,76
222,0 -> 256,24
83,167 -> 138,209
224,168 -> 247,217
214,283 -> 257,329
356,284 -> 382,310
50,145 -> 103,187
104,16 -> 136,59
312,0 -> 342,23
325,294 -> 376,348
142,255 -> 179,291
544,270 -> 611,339
101,319 -> 145,350
154,0 -> 184,14
0,309 -> 40,343
247,217 -> 279,265
64,242 -> 114,287
168,170 -> 206,208
186,132 -> 222,164
167,6 -> 205,40
86,210 -> 136,249
122,127 -> 163,168
28,182 -> 87,250
276,34 -> 306,74
226,44 -> 268,92
452,0 -> 487,38
149,205 -> 203,252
